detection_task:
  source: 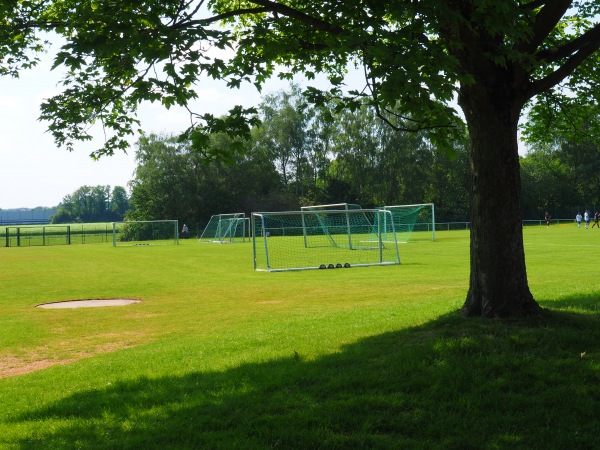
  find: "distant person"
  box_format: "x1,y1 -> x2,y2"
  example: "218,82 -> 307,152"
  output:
584,210 -> 590,229
545,212 -> 551,227
593,211 -> 600,229
182,223 -> 189,238
576,212 -> 582,228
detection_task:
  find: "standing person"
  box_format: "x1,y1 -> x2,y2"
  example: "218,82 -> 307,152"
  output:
593,211 -> 600,229
576,212 -> 582,228
545,212 -> 551,227
181,223 -> 189,238
584,210 -> 590,229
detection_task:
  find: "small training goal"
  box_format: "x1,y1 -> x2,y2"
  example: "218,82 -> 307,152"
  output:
252,209 -> 400,271
112,220 -> 179,246
378,203 -> 436,243
199,213 -> 248,243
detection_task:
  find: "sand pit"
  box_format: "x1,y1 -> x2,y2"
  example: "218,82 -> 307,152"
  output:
36,299 -> 141,309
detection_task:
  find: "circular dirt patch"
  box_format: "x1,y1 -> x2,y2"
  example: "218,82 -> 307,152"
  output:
36,299 -> 141,309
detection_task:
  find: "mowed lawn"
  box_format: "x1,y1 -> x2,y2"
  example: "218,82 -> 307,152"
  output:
0,225 -> 599,448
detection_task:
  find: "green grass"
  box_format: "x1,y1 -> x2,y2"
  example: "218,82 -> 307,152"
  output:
0,226 -> 599,448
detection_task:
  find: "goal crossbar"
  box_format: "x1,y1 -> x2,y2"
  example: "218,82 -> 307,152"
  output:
252,209 -> 400,272
378,203 -> 435,242
199,213 -> 247,243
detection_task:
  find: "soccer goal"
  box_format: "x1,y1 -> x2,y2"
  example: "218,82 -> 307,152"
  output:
199,213 -> 248,243
301,203 -> 362,212
252,209 -> 400,271
112,220 -> 179,246
378,203 -> 436,243
300,203 -> 363,249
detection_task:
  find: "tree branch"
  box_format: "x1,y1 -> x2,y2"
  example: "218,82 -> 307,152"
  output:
528,29 -> 600,97
166,7 -> 269,30
519,0 -> 550,11
176,1 -> 343,36
242,0 -> 344,34
373,105 -> 456,133
520,0 -> 572,53
536,23 -> 600,62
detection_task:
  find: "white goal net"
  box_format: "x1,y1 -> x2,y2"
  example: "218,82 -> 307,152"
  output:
252,209 -> 400,271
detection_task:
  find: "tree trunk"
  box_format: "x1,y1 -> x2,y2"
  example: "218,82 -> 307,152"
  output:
459,87 -> 543,318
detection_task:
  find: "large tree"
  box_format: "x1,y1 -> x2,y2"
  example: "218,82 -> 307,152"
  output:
4,1 -> 600,317
128,132 -> 287,224
255,85 -> 309,192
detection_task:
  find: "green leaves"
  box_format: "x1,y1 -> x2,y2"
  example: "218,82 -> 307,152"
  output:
4,0 -> 600,160
0,0 -> 47,76
179,105 -> 260,162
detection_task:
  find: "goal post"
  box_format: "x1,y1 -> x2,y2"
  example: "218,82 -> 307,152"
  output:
199,213 -> 248,243
378,203 -> 436,243
300,203 -> 362,249
112,220 -> 179,246
252,209 -> 400,272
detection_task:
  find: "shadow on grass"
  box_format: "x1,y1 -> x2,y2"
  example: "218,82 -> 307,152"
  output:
9,296 -> 600,449
538,291 -> 600,313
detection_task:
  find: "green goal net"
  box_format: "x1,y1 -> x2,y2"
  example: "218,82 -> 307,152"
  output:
199,213 -> 248,243
300,203 -> 363,249
378,203 -> 436,243
252,209 -> 400,271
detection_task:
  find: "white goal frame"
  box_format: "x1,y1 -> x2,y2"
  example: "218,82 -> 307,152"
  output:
379,203 -> 436,242
300,203 -> 362,249
199,213 -> 248,243
252,209 -> 400,272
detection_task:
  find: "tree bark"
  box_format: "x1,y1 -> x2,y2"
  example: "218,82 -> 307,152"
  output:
458,86 -> 544,318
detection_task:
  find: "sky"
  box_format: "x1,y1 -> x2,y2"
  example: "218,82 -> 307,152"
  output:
1,39 -> 371,210
0,48 -> 288,210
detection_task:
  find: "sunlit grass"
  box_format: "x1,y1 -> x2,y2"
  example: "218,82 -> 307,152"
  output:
0,226 -> 599,448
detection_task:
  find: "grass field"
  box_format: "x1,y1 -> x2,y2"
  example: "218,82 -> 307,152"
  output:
1,226 -> 599,448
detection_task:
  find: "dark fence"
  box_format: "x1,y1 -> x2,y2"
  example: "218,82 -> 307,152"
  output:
2,224 -> 113,247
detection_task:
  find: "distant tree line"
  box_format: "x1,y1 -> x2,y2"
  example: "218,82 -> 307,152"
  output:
51,87 -> 600,228
51,185 -> 129,223
126,87 -> 472,233
520,138 -> 600,220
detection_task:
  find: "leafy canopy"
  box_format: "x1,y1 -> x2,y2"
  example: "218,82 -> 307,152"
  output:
2,1 -> 600,157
